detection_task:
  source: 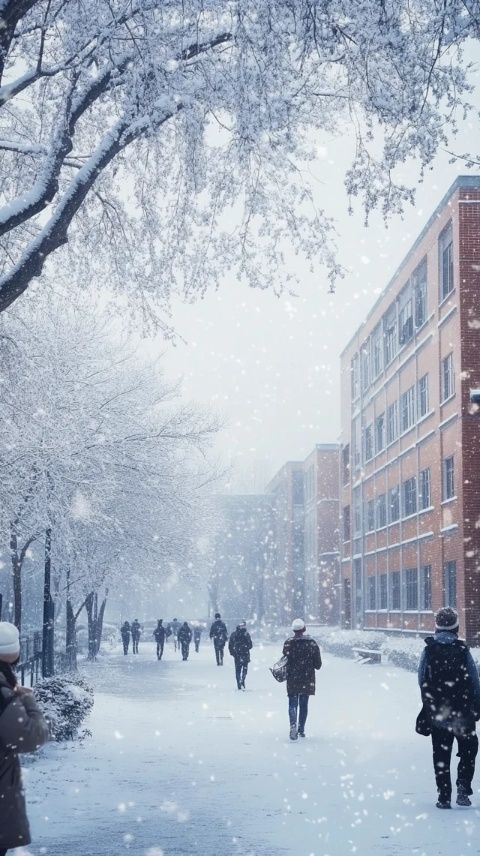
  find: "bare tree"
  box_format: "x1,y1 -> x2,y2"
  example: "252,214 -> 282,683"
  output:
0,1 -> 478,314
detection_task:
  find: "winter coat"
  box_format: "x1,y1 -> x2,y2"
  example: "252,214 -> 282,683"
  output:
282,634 -> 322,696
120,622 -> 130,639
153,624 -> 169,643
131,621 -> 142,640
169,621 -> 180,638
209,619 -> 228,644
0,667 -> 49,850
418,630 -> 480,735
193,627 -> 203,641
178,624 -> 192,644
228,628 -> 252,663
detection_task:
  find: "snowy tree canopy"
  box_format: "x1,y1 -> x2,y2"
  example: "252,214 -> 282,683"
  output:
0,0 -> 478,314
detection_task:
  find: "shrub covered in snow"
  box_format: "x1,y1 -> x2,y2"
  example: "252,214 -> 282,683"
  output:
35,674 -> 94,741
382,637 -> 425,672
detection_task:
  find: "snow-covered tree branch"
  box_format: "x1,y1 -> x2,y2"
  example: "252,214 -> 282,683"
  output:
0,1 -> 478,315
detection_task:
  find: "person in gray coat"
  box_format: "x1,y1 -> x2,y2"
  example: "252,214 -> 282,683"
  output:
0,622 -> 49,854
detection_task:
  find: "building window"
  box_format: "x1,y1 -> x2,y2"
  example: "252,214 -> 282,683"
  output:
371,324 -> 383,379
439,222 -> 454,301
342,444 -> 350,485
400,386 -> 415,433
389,485 -> 400,522
417,374 -> 429,418
387,401 -> 398,444
419,468 -> 431,510
443,560 -> 457,608
361,345 -> 370,393
414,258 -> 428,327
403,476 -> 417,517
390,571 -> 401,610
352,417 -> 361,470
364,424 -> 373,462
443,456 -> 455,500
366,499 -> 375,532
376,494 -> 387,529
343,505 -> 351,541
368,576 -> 376,610
441,353 -> 454,402
398,284 -> 414,346
420,565 -> 432,610
405,568 -> 418,610
353,486 -> 362,536
384,303 -> 397,365
375,413 -> 385,453
351,354 -> 360,401
379,573 -> 388,610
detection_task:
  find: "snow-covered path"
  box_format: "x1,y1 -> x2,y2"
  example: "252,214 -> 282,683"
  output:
24,641 -> 480,856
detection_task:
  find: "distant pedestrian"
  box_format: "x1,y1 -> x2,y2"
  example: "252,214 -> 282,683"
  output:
0,622 -> 49,855
178,622 -> 192,660
282,618 -> 322,740
228,621 -> 252,690
131,619 -> 142,654
193,624 -> 203,653
418,607 -> 480,809
209,613 -> 228,665
120,621 -> 131,655
169,618 -> 180,652
153,619 -> 170,660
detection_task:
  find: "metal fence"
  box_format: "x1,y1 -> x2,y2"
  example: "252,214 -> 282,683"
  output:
18,631 -> 43,687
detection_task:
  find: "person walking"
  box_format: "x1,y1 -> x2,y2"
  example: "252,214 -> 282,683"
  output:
193,624 -> 203,653
418,607 -> 480,809
131,619 -> 142,654
282,618 -> 322,741
0,622 -> 49,855
228,621 -> 252,690
209,613 -> 228,665
178,621 -> 192,660
169,618 -> 180,652
120,620 -> 131,655
153,619 -> 170,660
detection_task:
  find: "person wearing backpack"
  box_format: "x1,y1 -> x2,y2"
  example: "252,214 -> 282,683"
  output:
153,619 -> 170,660
282,618 -> 322,741
120,620 -> 131,655
418,607 -> 480,809
228,621 -> 253,690
209,613 -> 228,665
0,622 -> 49,855
178,621 -> 193,660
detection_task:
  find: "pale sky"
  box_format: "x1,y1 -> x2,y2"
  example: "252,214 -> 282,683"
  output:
157,72 -> 480,493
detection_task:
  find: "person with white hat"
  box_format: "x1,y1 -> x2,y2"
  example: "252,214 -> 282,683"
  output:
282,618 -> 322,740
0,621 -> 49,854
418,607 -> 480,809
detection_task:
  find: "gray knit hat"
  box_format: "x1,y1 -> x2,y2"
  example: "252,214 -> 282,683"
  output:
435,607 -> 459,631
0,622 -> 20,658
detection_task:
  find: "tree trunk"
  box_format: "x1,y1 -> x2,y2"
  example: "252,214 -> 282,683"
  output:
42,527 -> 55,677
10,524 -> 22,630
95,590 -> 108,656
66,598 -> 77,671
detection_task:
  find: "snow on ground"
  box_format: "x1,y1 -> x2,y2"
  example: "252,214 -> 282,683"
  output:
21,640 -> 480,856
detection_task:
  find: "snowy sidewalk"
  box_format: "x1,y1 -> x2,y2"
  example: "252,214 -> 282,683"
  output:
24,640 -> 480,856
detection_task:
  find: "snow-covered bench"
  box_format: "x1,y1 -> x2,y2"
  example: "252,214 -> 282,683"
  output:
352,647 -> 382,664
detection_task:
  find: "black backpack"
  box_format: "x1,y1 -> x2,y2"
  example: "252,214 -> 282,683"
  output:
421,638 -> 475,731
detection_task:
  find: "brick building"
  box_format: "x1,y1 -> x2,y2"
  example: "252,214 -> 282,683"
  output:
303,445 -> 340,623
266,445 -> 340,625
339,175 -> 480,644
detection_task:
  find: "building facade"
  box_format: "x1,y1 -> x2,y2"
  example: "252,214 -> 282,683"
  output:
265,462 -> 305,623
303,445 -> 340,623
339,176 -> 480,643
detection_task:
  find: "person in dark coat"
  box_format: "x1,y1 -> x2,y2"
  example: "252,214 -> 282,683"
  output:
120,621 -> 131,655
169,618 -> 180,652
209,613 -> 228,665
193,624 -> 203,653
282,618 -> 322,740
418,607 -> 480,809
0,622 -> 49,855
153,619 -> 170,660
228,621 -> 253,690
178,622 -> 192,660
131,619 -> 142,654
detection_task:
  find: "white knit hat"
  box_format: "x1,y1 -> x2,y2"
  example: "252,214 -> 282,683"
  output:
0,622 -> 20,658
292,618 -> 306,632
